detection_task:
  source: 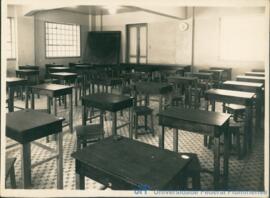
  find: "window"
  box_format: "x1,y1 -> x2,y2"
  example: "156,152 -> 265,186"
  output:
45,22 -> 81,58
7,17 -> 16,59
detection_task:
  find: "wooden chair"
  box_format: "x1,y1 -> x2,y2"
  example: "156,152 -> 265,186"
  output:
75,124 -> 105,150
5,157 -> 16,188
133,91 -> 154,139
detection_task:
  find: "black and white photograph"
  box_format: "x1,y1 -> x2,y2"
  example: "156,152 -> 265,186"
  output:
1,0 -> 269,197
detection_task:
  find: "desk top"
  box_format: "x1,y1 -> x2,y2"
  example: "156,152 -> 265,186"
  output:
158,107 -> 230,127
223,81 -> 263,88
16,69 -> 39,74
245,71 -> 265,77
82,93 -> 133,112
6,109 -> 63,143
205,89 -> 255,99
135,82 -> 173,95
236,75 -> 265,80
49,67 -> 70,70
31,83 -> 73,91
50,72 -> 78,77
6,77 -> 26,86
71,136 -> 191,190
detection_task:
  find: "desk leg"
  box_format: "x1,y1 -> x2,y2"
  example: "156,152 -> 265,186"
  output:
8,87 -> 15,112
223,125 -> 230,188
173,129 -> 178,152
213,137 -> 220,189
159,95 -> 163,112
76,173 -> 85,190
82,105 -> 87,126
56,132 -> 63,189
243,106 -> 251,155
21,143 -> 31,188
25,87 -> 29,109
255,92 -> 262,131
69,93 -> 73,133
31,91 -> 35,109
75,79 -> 78,106
112,112 -> 117,136
129,107 -> 133,139
159,126 -> 165,149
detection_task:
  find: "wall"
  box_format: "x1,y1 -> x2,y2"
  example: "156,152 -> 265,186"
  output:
193,7 -> 266,79
34,10 -> 90,78
99,9 -> 193,65
7,5 -> 35,76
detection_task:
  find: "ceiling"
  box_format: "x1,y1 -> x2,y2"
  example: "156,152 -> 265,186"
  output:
58,6 -> 141,15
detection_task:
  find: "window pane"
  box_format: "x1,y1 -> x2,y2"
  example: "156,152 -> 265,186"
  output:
45,22 -> 81,57
6,18 -> 16,59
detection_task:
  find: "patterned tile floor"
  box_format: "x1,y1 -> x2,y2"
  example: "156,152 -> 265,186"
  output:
5,92 -> 265,191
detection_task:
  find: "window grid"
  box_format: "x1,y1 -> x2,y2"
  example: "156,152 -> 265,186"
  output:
45,22 -> 81,58
7,17 -> 16,59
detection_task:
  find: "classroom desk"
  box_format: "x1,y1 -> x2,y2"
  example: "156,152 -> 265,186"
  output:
6,109 -> 64,189
199,69 -> 224,86
210,67 -> 232,81
48,67 -> 71,73
134,82 -> 173,112
27,84 -> 74,132
81,93 -> 133,137
205,89 -> 256,156
16,69 -> 39,85
168,76 -> 198,108
6,77 -> 27,112
50,72 -> 78,106
71,136 -> 191,190
158,107 -> 230,189
75,65 -> 94,97
245,71 -> 265,77
236,75 -> 265,84
222,81 -> 264,131
191,72 -> 213,80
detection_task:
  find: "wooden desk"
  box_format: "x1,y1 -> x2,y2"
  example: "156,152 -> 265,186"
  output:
82,93 -> 133,137
75,65 -> 94,97
48,67 -> 71,73
210,67 -> 232,81
192,72 -> 213,80
6,77 -> 27,112
28,84 -> 74,132
45,64 -> 64,78
236,75 -> 265,84
6,109 -> 63,189
205,89 -> 256,156
16,69 -> 39,85
134,82 -> 173,111
245,71 -> 265,77
168,76 -> 198,108
157,107 -> 230,189
222,81 -> 264,131
71,136 -> 191,190
50,72 -> 78,106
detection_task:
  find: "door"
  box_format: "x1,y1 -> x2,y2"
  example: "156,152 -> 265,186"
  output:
126,23 -> 148,64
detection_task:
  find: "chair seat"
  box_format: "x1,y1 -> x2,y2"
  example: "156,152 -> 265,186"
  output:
76,124 -> 105,139
6,158 -> 16,179
134,106 -> 153,115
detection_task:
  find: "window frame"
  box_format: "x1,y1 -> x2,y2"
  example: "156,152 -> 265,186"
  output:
44,21 -> 81,59
6,17 -> 16,60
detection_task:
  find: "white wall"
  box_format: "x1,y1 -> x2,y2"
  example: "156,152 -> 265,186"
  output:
7,5 -> 35,76
193,7 -> 266,79
34,10 -> 90,78
100,9 -> 192,64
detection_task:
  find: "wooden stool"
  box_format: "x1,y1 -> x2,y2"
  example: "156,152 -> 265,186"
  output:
180,153 -> 201,190
76,125 -> 105,150
5,157 -> 16,188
